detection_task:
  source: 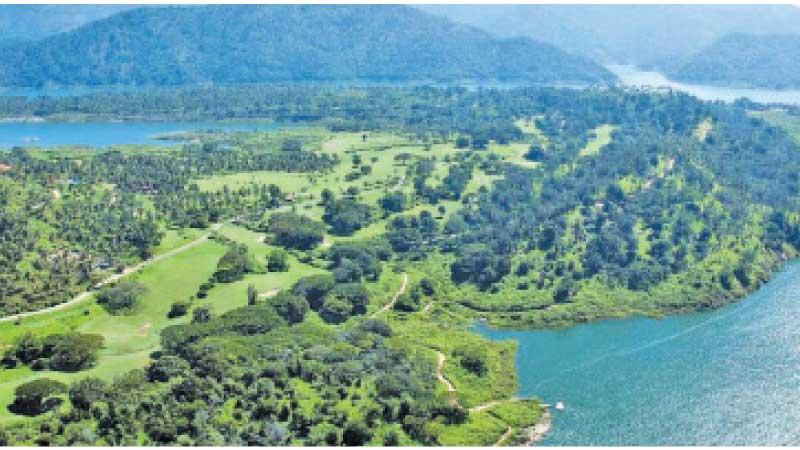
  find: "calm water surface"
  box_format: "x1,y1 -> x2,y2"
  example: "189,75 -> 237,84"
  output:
476,261 -> 800,445
610,65 -> 800,106
0,120 -> 282,148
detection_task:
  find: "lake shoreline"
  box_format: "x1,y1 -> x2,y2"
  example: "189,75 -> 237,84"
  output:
477,260 -> 800,445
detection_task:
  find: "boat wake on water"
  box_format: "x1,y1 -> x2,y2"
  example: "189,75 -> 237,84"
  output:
533,294 -> 761,391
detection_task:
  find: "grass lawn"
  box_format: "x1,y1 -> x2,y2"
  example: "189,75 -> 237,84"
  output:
693,117 -> 713,141
579,124 -> 616,157
199,224 -> 327,314
151,227 -> 205,256
0,239 -> 227,424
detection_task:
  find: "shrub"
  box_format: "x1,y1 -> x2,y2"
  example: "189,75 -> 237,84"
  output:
270,292 -> 309,324
68,377 -> 106,410
292,275 -> 335,310
267,212 -> 325,250
167,301 -> 191,318
11,378 -> 67,416
96,281 -> 146,314
267,249 -> 290,272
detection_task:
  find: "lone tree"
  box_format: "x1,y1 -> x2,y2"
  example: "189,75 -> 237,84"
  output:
11,378 -> 67,416
192,307 -> 212,324
267,249 -> 290,272
247,284 -> 257,306
96,281 -> 146,315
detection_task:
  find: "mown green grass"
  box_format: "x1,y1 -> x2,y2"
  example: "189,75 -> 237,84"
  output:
428,410 -> 509,446
151,227 -> 205,256
579,124 -> 616,157
200,224 -> 327,314
486,399 -> 542,428
693,117 -> 713,141
0,239 -> 227,424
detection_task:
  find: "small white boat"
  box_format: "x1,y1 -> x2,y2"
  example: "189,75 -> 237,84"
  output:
555,401 -> 565,411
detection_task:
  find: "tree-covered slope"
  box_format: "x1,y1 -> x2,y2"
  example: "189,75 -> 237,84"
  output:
0,5 -> 615,87
670,33 -> 800,89
418,5 -> 800,71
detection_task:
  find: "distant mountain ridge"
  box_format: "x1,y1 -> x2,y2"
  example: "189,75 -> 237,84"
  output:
669,33 -> 800,89
0,5 -> 135,43
0,5 -> 615,88
417,4 -> 800,71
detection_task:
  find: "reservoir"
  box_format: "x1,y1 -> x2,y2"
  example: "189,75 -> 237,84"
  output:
0,120 -> 283,148
610,64 -> 800,106
476,261 -> 800,445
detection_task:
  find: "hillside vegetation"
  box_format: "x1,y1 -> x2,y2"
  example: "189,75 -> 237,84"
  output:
2,86 -> 800,445
0,5 -> 614,87
419,5 -> 800,71
670,33 -> 800,89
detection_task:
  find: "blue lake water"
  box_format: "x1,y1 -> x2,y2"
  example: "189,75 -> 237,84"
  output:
476,261 -> 800,445
0,120 -> 283,148
610,65 -> 800,106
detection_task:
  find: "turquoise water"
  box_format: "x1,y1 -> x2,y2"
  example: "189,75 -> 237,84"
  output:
476,261 -> 800,445
0,120 -> 282,148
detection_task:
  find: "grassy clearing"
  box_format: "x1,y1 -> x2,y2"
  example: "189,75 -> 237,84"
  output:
0,239 -> 227,424
151,227 -> 205,256
196,131 -> 499,246
0,223 -> 330,424
388,320 -> 517,409
579,124 -> 616,157
693,117 -> 713,141
428,410 -> 509,446
515,116 -> 549,148
202,224 -> 327,314
488,142 -> 538,169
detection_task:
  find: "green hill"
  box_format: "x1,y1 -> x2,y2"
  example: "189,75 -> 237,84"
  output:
0,5 -> 615,87
419,5 -> 800,72
670,33 -> 800,89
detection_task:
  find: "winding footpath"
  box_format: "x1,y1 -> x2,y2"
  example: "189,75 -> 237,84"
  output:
370,272 -> 408,318
433,350 -> 551,446
0,223 -> 222,324
434,350 -> 459,406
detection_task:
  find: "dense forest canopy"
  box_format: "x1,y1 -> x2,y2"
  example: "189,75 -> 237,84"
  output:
418,4 -> 800,72
0,5 -> 615,87
670,33 -> 800,89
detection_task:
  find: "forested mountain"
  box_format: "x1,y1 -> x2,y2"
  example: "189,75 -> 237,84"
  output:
0,5 -> 615,87
0,5 -> 134,43
669,33 -> 800,89
418,4 -> 800,71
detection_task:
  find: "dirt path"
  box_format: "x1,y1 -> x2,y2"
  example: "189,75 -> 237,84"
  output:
370,272 -> 408,318
470,400 -> 501,413
434,350 -> 460,407
431,361 -> 549,446
258,288 -> 280,299
0,223 -> 222,324
493,427 -> 514,446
